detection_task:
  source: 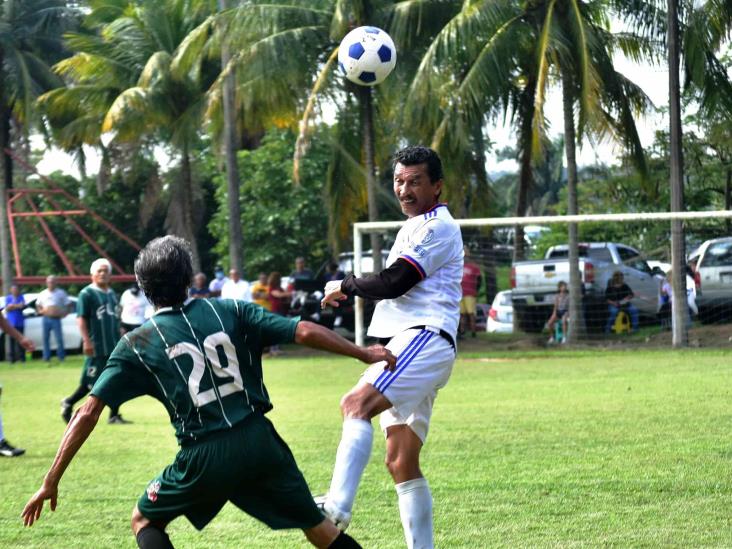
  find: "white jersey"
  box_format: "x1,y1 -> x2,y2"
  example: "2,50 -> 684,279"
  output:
368,203 -> 463,339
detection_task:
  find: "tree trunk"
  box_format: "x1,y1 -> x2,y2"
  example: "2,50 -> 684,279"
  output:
668,0 -> 687,348
725,167 -> 731,234
561,71 -> 584,342
219,0 -> 244,273
360,85 -> 382,272
180,147 -> 201,273
513,76 -> 536,265
0,71 -> 13,294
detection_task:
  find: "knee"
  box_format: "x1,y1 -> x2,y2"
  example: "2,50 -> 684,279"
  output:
384,453 -> 420,482
130,505 -> 150,536
339,391 -> 369,420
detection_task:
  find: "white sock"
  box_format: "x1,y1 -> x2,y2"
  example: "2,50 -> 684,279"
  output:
0,414 -> 4,441
395,477 -> 434,549
328,418 -> 373,516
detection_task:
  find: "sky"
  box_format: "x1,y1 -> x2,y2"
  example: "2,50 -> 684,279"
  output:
35,54 -> 671,179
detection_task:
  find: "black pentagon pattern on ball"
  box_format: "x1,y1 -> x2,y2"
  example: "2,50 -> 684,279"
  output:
377,45 -> 391,63
348,42 -> 365,59
358,71 -> 376,83
338,61 -> 346,74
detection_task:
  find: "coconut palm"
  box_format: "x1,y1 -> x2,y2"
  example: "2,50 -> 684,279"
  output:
0,0 -> 75,291
40,0 -> 216,270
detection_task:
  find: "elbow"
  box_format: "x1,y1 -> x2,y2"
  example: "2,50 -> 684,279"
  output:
294,321 -> 316,344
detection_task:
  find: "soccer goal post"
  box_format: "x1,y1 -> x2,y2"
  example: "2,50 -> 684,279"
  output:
351,210 -> 732,348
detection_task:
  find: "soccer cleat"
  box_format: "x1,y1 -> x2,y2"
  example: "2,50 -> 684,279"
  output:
108,415 -> 132,425
60,399 -> 73,424
313,494 -> 351,532
0,439 -> 25,457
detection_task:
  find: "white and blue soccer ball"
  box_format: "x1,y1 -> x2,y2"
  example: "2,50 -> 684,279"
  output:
337,26 -> 397,86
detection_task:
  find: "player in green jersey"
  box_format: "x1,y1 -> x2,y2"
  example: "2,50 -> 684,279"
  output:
23,236 -> 395,549
60,258 -> 130,424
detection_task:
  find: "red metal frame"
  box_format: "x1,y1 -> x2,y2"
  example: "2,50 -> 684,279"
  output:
4,148 -> 141,285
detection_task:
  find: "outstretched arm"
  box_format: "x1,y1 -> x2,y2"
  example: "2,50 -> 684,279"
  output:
22,396 -> 105,527
294,321 -> 396,369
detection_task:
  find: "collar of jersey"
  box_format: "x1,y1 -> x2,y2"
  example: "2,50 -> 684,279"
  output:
90,283 -> 111,293
153,297 -> 193,316
423,202 -> 448,215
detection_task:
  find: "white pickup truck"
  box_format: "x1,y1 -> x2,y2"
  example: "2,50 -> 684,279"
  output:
511,242 -> 663,331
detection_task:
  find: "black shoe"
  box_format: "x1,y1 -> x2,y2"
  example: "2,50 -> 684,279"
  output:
60,399 -> 73,424
0,439 -> 25,457
108,415 -> 132,425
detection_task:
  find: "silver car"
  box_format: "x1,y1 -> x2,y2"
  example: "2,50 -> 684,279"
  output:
9,293 -> 82,354
689,237 -> 732,322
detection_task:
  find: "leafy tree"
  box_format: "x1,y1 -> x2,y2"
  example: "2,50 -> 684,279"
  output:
208,128 -> 331,277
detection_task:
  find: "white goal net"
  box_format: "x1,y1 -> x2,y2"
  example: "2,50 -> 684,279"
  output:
350,210 -> 732,348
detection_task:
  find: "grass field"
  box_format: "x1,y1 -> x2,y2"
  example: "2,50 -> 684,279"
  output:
1,347 -> 731,548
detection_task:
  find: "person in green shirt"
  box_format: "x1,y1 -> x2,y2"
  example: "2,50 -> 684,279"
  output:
23,236 -> 395,549
60,258 -> 130,424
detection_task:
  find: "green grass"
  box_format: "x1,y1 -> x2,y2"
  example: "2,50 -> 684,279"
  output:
2,349 -> 732,548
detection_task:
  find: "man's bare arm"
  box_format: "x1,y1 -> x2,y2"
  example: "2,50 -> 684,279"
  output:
22,396 -> 105,526
0,315 -> 34,351
294,321 -> 396,370
78,316 -> 94,356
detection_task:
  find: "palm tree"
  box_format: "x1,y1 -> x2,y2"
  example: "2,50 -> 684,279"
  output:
407,0 -> 655,339
0,0 -> 75,292
40,0 -> 216,271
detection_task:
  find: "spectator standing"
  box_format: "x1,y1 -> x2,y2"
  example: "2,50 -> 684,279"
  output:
208,264 -> 228,298
221,269 -> 252,301
459,246 -> 482,338
4,285 -> 26,363
288,257 -> 314,291
324,262 -> 346,283
189,273 -> 210,299
251,273 -> 271,310
604,271 -> 639,333
120,283 -> 151,334
36,275 -> 70,363
267,272 -> 292,356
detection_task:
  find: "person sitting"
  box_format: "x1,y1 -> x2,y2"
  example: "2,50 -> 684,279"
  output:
604,271 -> 639,334
189,273 -> 210,299
547,281 -> 569,343
251,273 -> 271,310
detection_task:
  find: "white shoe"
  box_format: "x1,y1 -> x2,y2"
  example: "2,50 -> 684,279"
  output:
313,494 -> 351,531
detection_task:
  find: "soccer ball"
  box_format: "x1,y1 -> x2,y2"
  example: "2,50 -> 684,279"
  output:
337,26 -> 397,86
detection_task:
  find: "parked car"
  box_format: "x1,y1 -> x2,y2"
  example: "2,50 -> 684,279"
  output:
511,242 -> 663,332
14,293 -> 82,355
688,236 -> 732,322
487,290 -> 513,333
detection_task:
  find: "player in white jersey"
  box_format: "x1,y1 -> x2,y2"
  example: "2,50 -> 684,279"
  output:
320,146 -> 463,549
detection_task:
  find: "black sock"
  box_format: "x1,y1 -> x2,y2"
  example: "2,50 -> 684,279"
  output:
66,385 -> 89,406
328,531 -> 362,549
109,406 -> 120,417
136,526 -> 174,549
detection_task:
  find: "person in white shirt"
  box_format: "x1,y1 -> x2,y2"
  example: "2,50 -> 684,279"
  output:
119,283 -> 151,333
36,275 -> 70,363
319,146 -> 462,549
220,268 -> 252,302
208,264 -> 228,298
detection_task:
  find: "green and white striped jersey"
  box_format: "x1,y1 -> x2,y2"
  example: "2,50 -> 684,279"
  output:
92,299 -> 298,444
77,284 -> 120,357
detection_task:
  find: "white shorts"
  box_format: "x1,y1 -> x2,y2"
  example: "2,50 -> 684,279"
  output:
360,327 -> 455,443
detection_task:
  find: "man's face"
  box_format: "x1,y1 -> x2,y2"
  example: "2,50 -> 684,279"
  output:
194,274 -> 206,288
393,162 -> 442,218
259,273 -> 267,284
230,269 -> 240,282
92,264 -> 111,286
46,276 -> 56,290
295,258 -> 305,272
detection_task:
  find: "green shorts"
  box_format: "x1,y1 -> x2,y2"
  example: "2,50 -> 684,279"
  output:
137,413 -> 324,531
80,356 -> 108,389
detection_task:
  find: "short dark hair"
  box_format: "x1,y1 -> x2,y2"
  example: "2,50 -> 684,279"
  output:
393,146 -> 444,183
134,236 -> 194,308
